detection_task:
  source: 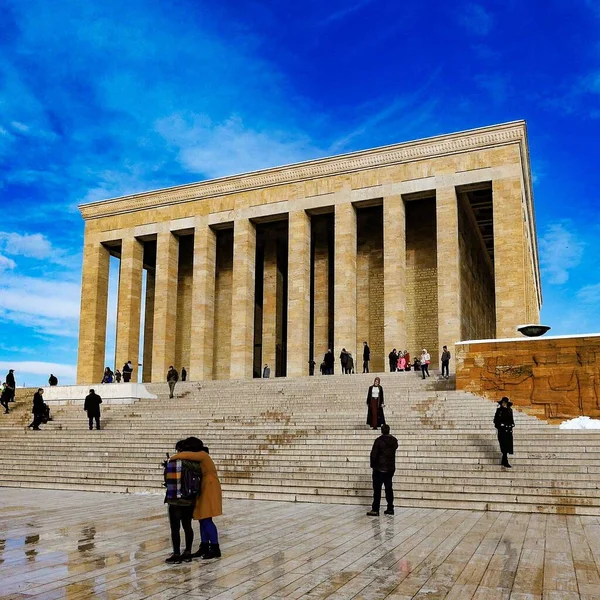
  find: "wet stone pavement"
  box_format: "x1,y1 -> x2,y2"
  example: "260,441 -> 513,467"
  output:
1,489 -> 600,599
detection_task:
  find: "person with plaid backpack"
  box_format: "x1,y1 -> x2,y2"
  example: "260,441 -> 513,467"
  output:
163,439 -> 203,563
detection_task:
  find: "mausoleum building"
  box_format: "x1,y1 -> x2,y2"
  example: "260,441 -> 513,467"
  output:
77,121 -> 541,384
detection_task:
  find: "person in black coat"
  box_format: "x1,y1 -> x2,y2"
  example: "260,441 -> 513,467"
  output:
363,342 -> 370,373
388,349 -> 398,372
28,389 -> 46,430
323,349 -> 334,375
367,424 -> 399,516
494,397 -> 515,468
84,389 -> 103,430
5,369 -> 15,402
366,377 -> 385,429
48,374 -> 58,386
181,367 -> 187,382
1,384 -> 11,414
339,349 -> 349,374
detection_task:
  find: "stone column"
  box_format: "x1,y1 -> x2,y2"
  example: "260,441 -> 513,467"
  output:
334,202 -> 357,369
189,222 -> 216,381
493,177 -> 528,337
77,240 -> 110,384
383,195 -> 406,360
142,269 -> 155,383
436,187 -> 462,360
287,210 -> 311,377
151,230 -> 179,382
115,236 -> 144,382
262,236 -> 278,372
313,218 -> 330,361
230,219 -> 256,379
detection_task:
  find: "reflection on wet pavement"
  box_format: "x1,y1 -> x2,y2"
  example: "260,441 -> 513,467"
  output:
0,488 -> 599,599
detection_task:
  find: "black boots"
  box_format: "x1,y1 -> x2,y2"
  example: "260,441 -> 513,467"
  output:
202,544 -> 221,559
191,542 -> 209,558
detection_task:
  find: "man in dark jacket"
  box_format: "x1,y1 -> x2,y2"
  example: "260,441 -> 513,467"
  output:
122,361 -> 133,383
48,374 -> 58,386
28,389 -> 46,430
181,367 -> 187,382
388,349 -> 398,372
167,366 -> 179,398
339,349 -> 348,374
6,369 -> 15,402
363,342 -> 370,373
367,424 -> 398,516
323,350 -> 334,375
84,389 -> 103,430
1,383 -> 11,413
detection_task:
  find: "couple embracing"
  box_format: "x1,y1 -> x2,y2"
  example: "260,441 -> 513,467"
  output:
164,436 -> 222,563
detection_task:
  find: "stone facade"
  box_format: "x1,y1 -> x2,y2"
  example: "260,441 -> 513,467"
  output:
456,335 -> 600,421
77,121 -> 541,383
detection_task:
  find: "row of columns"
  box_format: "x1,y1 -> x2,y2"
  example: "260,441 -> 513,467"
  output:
78,180 -> 528,384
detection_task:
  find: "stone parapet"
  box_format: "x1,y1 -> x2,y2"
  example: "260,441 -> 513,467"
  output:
456,334 -> 600,421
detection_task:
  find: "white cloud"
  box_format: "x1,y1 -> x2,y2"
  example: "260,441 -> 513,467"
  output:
0,254 -> 16,272
0,232 -> 53,259
539,221 -> 585,285
321,1 -> 375,25
577,283 -> 600,304
0,361 -> 76,383
156,114 -> 323,179
459,4 -> 493,36
0,275 -> 81,338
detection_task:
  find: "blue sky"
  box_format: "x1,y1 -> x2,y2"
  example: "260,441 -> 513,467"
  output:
0,0 -> 599,386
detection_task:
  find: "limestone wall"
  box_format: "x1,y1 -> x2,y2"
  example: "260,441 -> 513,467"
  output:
175,235 -> 193,372
213,230 -> 233,379
456,335 -> 600,421
458,198 -> 496,341
405,198 -> 439,367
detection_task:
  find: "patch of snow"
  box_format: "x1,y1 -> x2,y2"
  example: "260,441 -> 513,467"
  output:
559,416 -> 600,430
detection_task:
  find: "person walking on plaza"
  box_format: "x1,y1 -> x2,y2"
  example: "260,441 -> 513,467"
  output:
441,346 -> 451,379
323,349 -> 334,375
122,361 -> 133,383
167,366 -> 179,398
115,369 -> 122,383
1,383 -> 11,414
388,349 -> 398,372
366,376 -> 385,430
340,348 -> 349,374
262,364 -> 271,378
169,437 -> 223,560
366,424 -> 398,516
6,369 -> 15,402
363,342 -> 370,373
48,374 -> 58,386
494,397 -> 515,468
28,389 -> 46,430
84,389 -> 103,430
181,367 -> 187,382
420,349 -> 430,379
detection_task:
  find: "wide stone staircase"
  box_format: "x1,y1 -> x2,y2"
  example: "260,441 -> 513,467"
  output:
2,373 -> 600,515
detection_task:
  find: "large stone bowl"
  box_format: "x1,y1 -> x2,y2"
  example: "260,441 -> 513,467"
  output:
517,324 -> 551,337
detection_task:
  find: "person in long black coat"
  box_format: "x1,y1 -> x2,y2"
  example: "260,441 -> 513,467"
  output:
5,369 -> 15,402
28,389 -> 46,430
84,389 -> 103,430
366,377 -> 385,429
494,397 -> 515,468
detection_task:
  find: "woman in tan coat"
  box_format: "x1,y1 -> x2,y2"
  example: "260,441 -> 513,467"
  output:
170,436 -> 223,559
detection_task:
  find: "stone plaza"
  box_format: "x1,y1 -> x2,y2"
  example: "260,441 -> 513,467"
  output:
76,121 -> 541,384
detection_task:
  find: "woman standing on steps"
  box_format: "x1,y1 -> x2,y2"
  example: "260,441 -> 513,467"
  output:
366,377 -> 385,430
169,436 -> 223,559
494,397 -> 515,468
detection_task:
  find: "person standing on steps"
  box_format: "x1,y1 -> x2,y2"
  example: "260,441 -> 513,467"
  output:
48,374 -> 58,386
494,397 -> 515,468
346,353 -> 355,374
1,383 -> 11,414
5,369 -> 15,402
262,364 -> 271,378
167,366 -> 179,398
388,349 -> 398,373
323,349 -> 334,375
84,389 -> 103,430
366,376 -> 385,430
114,369 -> 122,383
169,436 -> 223,560
181,367 -> 187,382
122,361 -> 133,383
363,341 -> 370,373
367,424 -> 398,516
340,348 -> 349,374
420,349 -> 430,379
28,389 -> 46,430
441,346 -> 451,379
